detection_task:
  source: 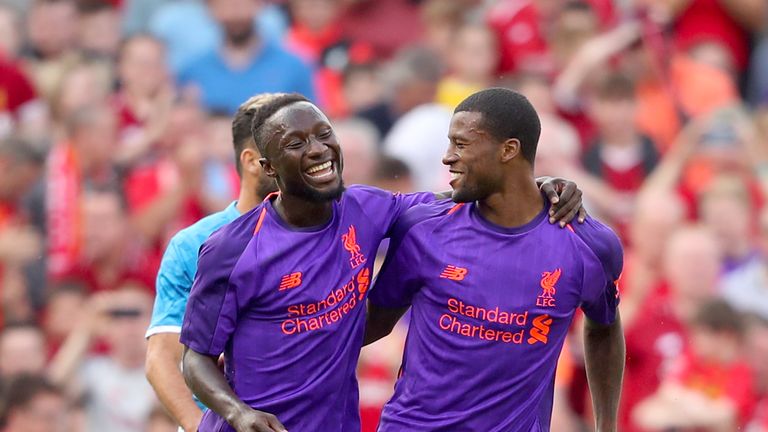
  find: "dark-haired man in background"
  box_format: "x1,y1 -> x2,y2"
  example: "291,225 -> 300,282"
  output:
366,88 -> 625,432
145,94 -> 278,432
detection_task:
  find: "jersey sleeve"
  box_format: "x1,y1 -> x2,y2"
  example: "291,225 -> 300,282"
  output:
180,227 -> 250,356
575,218 -> 624,325
146,237 -> 194,337
369,210 -> 430,308
347,186 -> 435,238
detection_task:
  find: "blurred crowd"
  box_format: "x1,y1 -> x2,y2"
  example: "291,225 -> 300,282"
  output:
0,0 -> 767,431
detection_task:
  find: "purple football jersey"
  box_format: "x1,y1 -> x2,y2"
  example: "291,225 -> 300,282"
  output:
370,199 -> 623,432
180,186 -> 433,432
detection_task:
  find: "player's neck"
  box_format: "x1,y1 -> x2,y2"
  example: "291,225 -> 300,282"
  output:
236,181 -> 260,214
477,177 -> 543,228
273,194 -> 333,228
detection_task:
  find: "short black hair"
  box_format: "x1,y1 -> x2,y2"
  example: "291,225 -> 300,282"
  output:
0,374 -> 63,425
454,87 -> 541,164
248,93 -> 311,156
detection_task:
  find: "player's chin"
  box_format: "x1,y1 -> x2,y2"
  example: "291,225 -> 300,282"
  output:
450,188 -> 476,203
304,181 -> 346,202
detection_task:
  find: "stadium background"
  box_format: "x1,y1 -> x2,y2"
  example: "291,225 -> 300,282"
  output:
0,0 -> 767,431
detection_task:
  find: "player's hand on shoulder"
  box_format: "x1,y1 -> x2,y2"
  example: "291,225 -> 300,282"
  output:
231,408 -> 288,432
536,176 -> 587,227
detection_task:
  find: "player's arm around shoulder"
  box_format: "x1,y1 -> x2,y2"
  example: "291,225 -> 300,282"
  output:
364,205 -> 439,345
145,236 -> 203,432
576,217 -> 625,432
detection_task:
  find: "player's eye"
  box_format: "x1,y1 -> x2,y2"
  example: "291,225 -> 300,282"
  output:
286,140 -> 304,149
317,130 -> 332,139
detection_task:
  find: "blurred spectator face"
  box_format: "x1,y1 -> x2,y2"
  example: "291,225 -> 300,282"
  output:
81,190 -> 127,264
43,286 -> 87,344
385,48 -> 442,114
55,65 -> 111,121
589,75 -> 638,140
0,141 -> 44,202
550,2 -> 598,66
663,227 -> 722,302
689,41 -> 736,79
3,384 -> 67,432
289,0 -> 341,32
449,24 -> 498,82
0,326 -> 46,378
421,0 -> 466,62
208,114 -> 235,162
77,6 -> 121,58
689,326 -> 740,364
103,287 -> 151,364
630,191 -> 685,265
118,36 -> 168,98
27,0 -> 78,58
343,64 -> 383,113
70,108 -> 117,170
161,103 -> 207,150
518,74 -> 554,114
0,5 -> 21,57
700,185 -> 752,260
208,0 -> 262,46
334,119 -> 379,185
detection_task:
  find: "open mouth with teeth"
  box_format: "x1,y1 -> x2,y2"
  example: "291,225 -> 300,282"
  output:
304,160 -> 337,182
449,170 -> 463,186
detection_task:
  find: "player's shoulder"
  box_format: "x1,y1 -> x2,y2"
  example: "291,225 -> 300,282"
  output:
568,217 -> 624,274
169,204 -> 240,252
200,203 -> 263,257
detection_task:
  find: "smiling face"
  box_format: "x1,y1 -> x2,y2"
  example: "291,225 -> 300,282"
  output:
261,102 -> 344,202
443,111 -> 506,203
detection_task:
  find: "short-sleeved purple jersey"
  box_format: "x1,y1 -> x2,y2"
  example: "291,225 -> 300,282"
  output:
179,186 -> 433,432
370,199 -> 623,432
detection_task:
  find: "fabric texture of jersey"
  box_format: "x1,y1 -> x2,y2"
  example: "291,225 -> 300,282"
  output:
180,186 -> 434,432
369,199 -> 623,432
146,201 -> 241,337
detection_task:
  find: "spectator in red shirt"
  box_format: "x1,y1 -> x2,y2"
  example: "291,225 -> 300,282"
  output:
61,187 -> 155,293
284,0 -> 374,118
582,73 -> 660,239
0,137 -> 45,325
46,105 -> 119,280
113,34 -> 174,168
123,101 -> 224,255
666,0 -> 766,73
621,225 -> 722,432
0,56 -> 43,139
634,300 -> 756,431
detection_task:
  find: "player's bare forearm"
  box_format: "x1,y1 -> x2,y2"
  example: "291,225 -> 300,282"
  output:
364,303 -> 408,346
182,347 -> 287,432
584,312 -> 625,432
146,334 -> 203,431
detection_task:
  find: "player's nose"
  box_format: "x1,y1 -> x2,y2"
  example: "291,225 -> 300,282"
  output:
442,150 -> 458,166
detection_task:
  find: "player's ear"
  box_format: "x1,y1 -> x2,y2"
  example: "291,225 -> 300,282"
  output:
260,157 -> 277,178
500,138 -> 521,163
240,148 -> 261,175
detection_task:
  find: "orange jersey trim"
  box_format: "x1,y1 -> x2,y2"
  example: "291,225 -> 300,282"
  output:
447,203 -> 465,215
253,207 -> 268,235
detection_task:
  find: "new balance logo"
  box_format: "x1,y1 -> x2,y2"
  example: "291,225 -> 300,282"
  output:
440,265 -> 468,281
528,314 -> 552,345
279,272 -> 303,291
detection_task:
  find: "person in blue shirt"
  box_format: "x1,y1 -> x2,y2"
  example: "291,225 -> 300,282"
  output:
177,0 -> 315,115
144,94 -> 279,432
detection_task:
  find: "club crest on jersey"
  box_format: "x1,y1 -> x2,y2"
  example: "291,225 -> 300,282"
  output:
342,225 -> 366,269
536,268 -> 561,307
